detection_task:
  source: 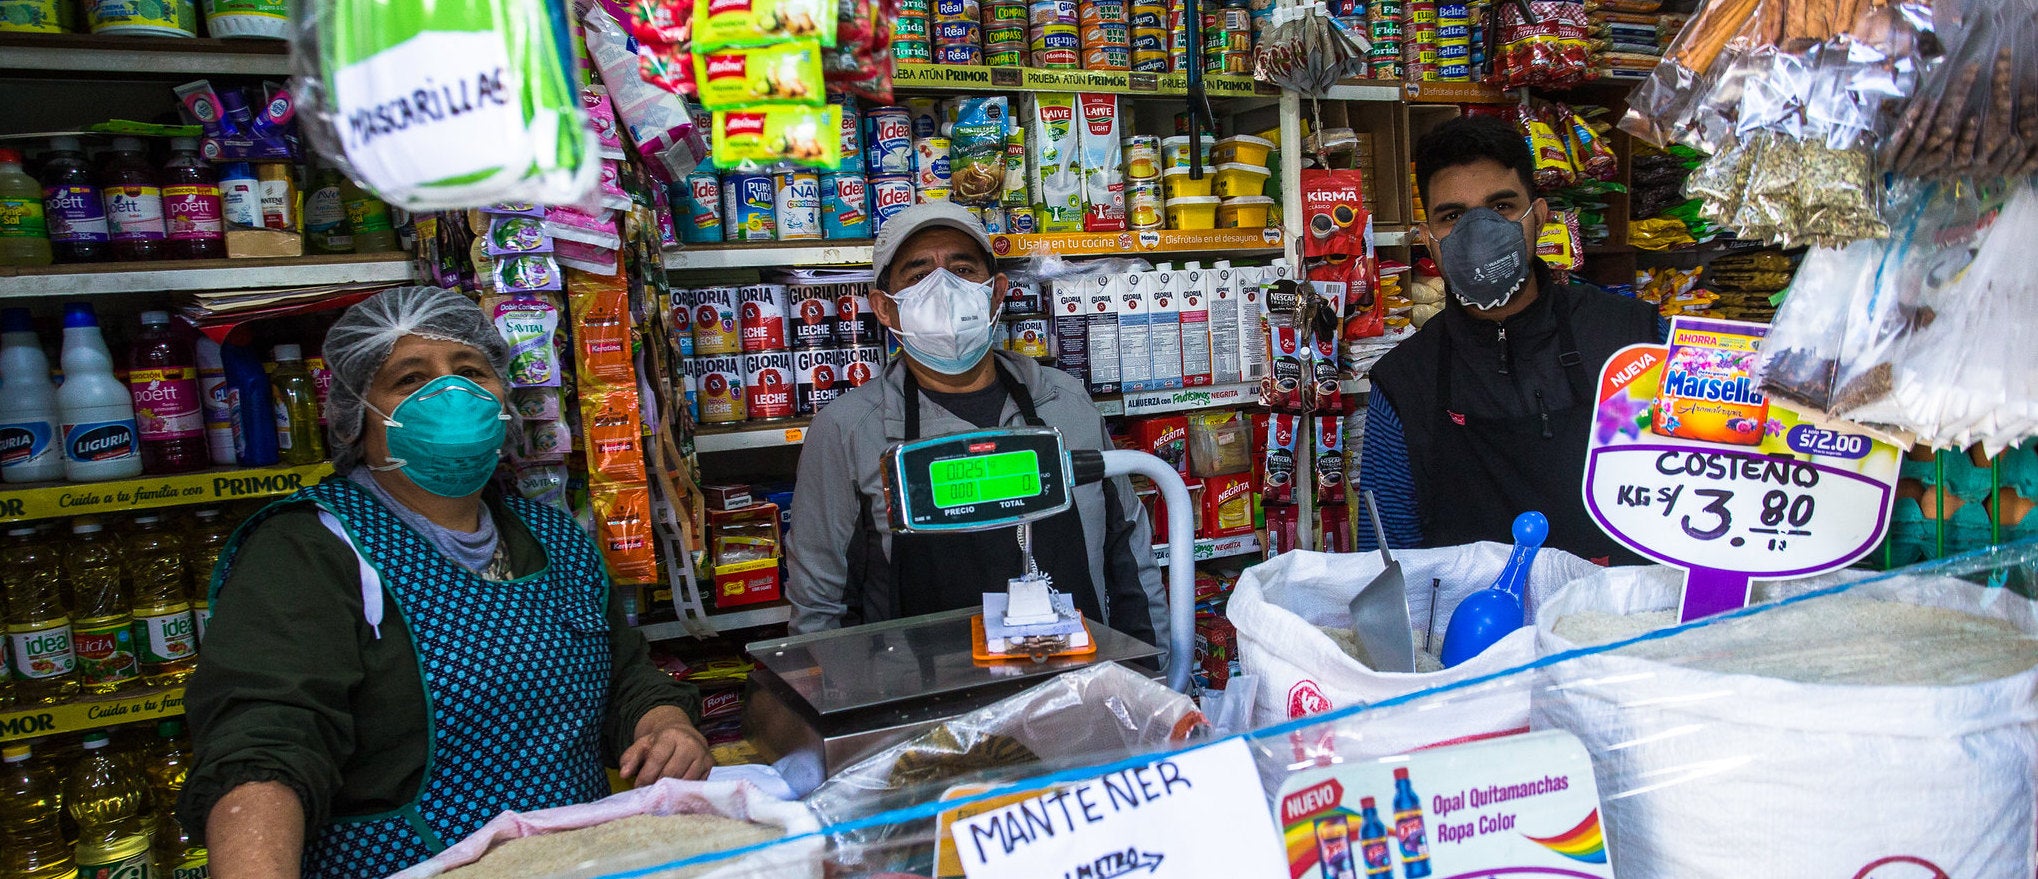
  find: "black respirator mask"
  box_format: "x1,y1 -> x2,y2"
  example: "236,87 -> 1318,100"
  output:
1437,207 -> 1534,310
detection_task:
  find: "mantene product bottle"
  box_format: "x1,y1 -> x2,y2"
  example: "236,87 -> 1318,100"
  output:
64,733 -> 154,879
58,302 -> 144,481
0,307 -> 63,483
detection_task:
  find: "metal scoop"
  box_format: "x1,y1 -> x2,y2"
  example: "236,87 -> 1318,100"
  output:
1348,490 -> 1416,673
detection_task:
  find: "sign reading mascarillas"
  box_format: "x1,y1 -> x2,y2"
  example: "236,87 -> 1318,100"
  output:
1581,317 -> 1900,621
949,738 -> 1287,879
1277,731 -> 1613,879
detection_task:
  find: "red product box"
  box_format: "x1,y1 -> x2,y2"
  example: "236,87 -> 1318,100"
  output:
709,502 -> 782,608
1128,415 -> 1191,477
1199,471 -> 1256,538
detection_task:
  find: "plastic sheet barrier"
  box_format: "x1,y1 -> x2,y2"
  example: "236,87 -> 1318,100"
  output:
403,539 -> 2038,879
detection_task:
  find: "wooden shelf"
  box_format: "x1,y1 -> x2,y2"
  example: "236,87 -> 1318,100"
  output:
893,63 -> 1272,98
0,686 -> 184,743
989,228 -> 1283,260
0,254 -> 414,298
0,462 -> 332,524
0,33 -> 289,77
664,242 -> 873,271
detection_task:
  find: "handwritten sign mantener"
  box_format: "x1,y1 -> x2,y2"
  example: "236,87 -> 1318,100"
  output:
949,739 -> 1287,879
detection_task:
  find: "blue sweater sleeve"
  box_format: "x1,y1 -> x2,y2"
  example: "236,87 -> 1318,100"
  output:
1357,391 -> 1423,550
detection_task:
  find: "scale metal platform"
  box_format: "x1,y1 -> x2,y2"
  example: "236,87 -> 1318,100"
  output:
742,607 -> 1163,779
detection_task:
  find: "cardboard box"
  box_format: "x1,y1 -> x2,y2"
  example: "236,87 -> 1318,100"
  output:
1083,273 -> 1122,394
1129,415 -> 1191,476
1148,264 -> 1183,390
1115,271 -> 1154,392
1025,93 -> 1084,232
708,502 -> 782,608
1178,263 -> 1212,386
1199,472 -> 1256,538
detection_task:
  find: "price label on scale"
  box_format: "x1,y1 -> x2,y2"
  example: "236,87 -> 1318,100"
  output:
1581,318 -> 1901,621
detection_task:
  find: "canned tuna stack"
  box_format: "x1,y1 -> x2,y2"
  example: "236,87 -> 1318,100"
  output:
1369,0 -> 1404,79
1202,0 -> 1254,74
984,0 -> 1029,66
1030,0 -> 1079,68
863,106 -> 917,236
934,0 -> 984,64
895,0 -> 932,64
1404,0 -> 1437,81
1129,0 -> 1168,71
1078,0 -> 1130,70
1435,1 -> 1470,81
1166,0 -> 1189,72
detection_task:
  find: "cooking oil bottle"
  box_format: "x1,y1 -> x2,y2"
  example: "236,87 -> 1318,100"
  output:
125,514 -> 198,685
183,508 -> 233,645
67,517 -> 139,695
0,742 -> 78,879
65,732 -> 154,879
2,524 -> 79,705
146,720 -> 207,879
269,344 -> 325,466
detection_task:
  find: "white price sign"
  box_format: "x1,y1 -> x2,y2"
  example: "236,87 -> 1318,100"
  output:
1582,319 -> 1901,621
948,739 -> 1287,879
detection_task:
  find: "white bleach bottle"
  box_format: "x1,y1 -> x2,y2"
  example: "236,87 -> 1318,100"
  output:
57,302 -> 143,481
0,308 -> 63,483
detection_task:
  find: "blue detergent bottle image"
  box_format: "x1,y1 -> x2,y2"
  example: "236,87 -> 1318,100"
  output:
1313,814 -> 1359,879
1393,767 -> 1432,877
1358,796 -> 1394,877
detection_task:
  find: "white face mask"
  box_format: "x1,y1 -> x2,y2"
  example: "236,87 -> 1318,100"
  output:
889,268 -> 1000,375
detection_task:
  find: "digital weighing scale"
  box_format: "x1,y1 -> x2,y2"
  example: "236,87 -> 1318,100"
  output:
742,426 -> 1198,780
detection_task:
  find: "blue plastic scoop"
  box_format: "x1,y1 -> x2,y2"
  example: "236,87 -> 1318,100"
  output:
1439,511 -> 1548,668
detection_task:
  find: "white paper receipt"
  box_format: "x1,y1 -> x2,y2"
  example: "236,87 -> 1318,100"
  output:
331,31 -> 531,196
951,738 -> 1287,879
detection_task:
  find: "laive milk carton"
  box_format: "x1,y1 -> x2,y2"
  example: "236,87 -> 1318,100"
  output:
1025,94 -> 1084,232
1076,93 -> 1125,231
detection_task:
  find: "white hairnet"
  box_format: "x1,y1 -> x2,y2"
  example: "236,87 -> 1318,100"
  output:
323,286 -> 511,473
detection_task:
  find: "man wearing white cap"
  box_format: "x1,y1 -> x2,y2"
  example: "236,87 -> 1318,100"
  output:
785,202 -> 1168,650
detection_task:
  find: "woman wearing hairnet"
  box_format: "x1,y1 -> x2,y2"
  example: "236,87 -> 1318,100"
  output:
178,287 -> 709,879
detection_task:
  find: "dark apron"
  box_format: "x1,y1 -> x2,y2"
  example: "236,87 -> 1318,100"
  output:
1423,294 -> 1642,566
890,363 -> 1102,620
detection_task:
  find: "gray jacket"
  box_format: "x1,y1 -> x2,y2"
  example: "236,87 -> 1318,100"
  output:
786,350 -> 1168,650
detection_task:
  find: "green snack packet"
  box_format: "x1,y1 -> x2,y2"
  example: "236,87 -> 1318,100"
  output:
711,105 -> 843,170
693,41 -> 827,110
691,0 -> 837,50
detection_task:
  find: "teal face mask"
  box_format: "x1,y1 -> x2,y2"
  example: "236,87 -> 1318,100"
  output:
366,375 -> 511,498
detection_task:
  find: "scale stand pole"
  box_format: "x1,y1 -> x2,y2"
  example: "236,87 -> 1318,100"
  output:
1100,449 -> 1197,692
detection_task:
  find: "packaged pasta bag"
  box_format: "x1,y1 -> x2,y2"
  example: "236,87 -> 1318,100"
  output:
948,97 -> 1009,206
295,0 -> 598,208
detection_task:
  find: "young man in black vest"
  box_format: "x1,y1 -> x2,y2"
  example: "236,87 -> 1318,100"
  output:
1359,115 -> 1659,564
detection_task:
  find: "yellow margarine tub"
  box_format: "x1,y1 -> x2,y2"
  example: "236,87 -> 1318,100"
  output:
1163,165 -> 1214,199
1212,162 -> 1271,198
1167,196 -> 1220,230
1213,134 -> 1276,167
1217,195 -> 1275,228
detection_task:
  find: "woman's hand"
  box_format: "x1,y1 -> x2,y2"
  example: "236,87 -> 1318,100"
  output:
620,705 -> 712,786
